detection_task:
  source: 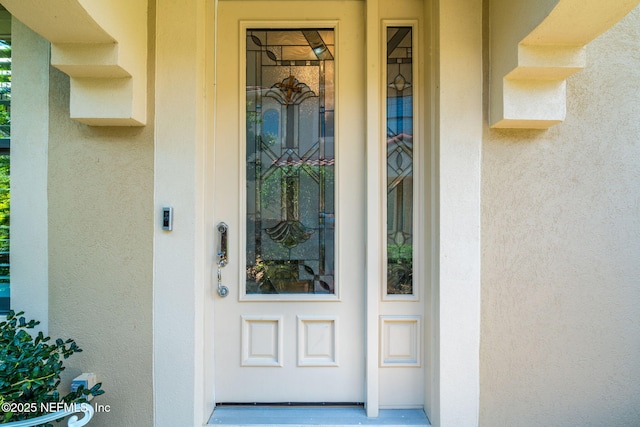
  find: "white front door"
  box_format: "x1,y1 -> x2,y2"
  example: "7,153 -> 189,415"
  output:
213,0 -> 366,403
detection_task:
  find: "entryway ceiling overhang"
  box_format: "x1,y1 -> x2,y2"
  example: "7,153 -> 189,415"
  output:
0,0 -> 147,126
490,0 -> 640,129
0,0 -> 637,128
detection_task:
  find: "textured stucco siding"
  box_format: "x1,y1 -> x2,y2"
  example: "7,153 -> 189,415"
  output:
11,14 -> 155,426
45,21 -> 155,427
481,5 -> 640,427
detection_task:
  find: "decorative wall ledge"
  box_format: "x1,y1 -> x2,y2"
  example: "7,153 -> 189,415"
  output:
490,0 -> 640,129
0,0 -> 147,126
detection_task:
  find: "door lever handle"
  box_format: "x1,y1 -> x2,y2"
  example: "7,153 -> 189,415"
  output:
216,222 -> 229,297
217,222 -> 228,267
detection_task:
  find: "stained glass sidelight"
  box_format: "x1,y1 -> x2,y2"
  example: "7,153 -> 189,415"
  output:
245,29 -> 335,294
386,27 -> 413,295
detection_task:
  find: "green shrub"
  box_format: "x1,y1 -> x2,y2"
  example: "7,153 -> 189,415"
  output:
0,310 -> 104,425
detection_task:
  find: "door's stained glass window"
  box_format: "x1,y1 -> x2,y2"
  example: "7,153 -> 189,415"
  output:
386,27 -> 413,295
246,29 -> 335,294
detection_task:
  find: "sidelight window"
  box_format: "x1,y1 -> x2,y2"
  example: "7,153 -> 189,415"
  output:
386,26 -> 414,296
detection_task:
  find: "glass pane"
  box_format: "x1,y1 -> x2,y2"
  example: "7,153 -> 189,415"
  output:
246,29 -> 335,295
386,27 -> 413,295
0,37 -> 11,313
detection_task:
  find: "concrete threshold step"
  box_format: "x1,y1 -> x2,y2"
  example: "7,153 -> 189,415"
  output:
208,406 -> 430,426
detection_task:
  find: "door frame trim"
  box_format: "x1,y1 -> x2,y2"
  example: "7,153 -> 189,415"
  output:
152,0 -> 482,425
364,0 -> 382,416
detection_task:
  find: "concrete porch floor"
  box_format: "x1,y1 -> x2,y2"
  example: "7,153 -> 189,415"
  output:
208,406 -> 430,426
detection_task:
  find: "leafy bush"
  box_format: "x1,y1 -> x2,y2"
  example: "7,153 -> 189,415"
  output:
387,244 -> 413,294
0,310 -> 104,425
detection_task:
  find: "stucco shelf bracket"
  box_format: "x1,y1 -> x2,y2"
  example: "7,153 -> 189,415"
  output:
489,0 -> 640,130
0,0 -> 147,126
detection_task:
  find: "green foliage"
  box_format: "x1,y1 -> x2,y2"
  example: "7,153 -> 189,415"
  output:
0,155 -> 8,255
0,311 -> 104,425
0,103 -> 9,126
252,259 -> 300,293
387,244 -> 413,294
0,103 -> 10,128
387,243 -> 412,262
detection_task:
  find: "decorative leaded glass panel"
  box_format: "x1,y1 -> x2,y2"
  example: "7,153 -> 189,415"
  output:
386,27 -> 413,295
246,29 -> 335,294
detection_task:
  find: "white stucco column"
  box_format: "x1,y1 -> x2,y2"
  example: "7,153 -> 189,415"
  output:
154,0 -> 212,425
431,0 -> 482,425
10,19 -> 50,333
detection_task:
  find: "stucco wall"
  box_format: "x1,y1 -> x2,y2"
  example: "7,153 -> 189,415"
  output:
45,11 -> 155,427
481,5 -> 640,427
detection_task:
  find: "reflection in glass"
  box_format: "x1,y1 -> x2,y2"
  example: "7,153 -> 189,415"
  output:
0,38 -> 10,313
246,29 -> 335,294
386,27 -> 413,295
